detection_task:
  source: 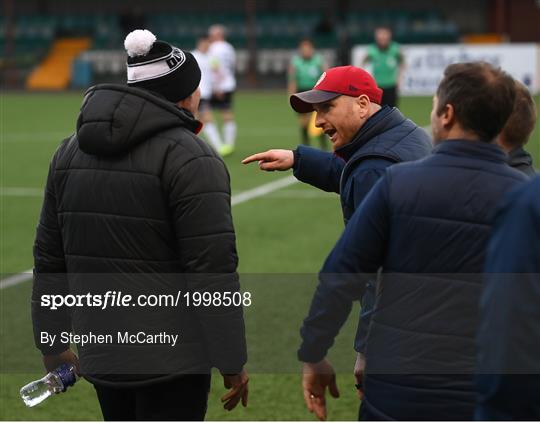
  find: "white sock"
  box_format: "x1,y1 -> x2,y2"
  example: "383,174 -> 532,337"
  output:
223,121 -> 237,147
203,122 -> 223,151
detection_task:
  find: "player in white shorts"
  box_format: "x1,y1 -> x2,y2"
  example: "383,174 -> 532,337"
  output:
192,37 -> 224,153
208,24 -> 237,157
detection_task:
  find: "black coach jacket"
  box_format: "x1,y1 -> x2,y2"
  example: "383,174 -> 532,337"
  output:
31,84 -> 247,386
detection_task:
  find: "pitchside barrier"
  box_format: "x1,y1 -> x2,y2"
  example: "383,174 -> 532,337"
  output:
352,43 -> 540,95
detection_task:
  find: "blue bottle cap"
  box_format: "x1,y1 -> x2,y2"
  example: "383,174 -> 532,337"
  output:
55,364 -> 76,391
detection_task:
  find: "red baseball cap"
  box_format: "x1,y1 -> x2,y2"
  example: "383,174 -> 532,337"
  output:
290,66 -> 383,113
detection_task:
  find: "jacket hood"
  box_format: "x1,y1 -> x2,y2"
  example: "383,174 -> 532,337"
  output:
76,84 -> 202,156
508,146 -> 533,167
508,147 -> 536,177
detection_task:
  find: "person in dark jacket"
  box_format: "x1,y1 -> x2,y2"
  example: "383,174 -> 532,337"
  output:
495,80 -> 537,176
242,66 -> 432,386
31,29 -> 248,421
476,175 -> 540,420
298,62 -> 528,421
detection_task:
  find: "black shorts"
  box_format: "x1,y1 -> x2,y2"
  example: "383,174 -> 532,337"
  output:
94,374 -> 211,421
210,91 -> 234,110
381,85 -> 398,108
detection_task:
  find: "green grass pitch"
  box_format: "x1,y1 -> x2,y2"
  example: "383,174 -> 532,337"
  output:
1,91 -> 538,420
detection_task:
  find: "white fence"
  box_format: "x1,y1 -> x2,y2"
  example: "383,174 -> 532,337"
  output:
80,49 -> 337,76
352,43 -> 540,95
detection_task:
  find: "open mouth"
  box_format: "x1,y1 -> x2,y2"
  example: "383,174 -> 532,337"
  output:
324,129 -> 338,142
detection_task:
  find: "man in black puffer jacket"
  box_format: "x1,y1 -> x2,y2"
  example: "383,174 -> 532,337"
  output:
298,62 -> 528,421
31,30 -> 248,420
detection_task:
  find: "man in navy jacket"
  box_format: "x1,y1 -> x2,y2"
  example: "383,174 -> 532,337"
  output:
298,62 -> 527,421
243,66 -> 432,379
242,66 -> 431,224
476,176 -> 540,420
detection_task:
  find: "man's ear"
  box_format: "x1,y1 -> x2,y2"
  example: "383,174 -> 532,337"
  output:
440,103 -> 455,128
177,95 -> 191,109
355,95 -> 371,118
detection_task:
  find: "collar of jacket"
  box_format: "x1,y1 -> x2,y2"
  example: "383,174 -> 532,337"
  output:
508,146 -> 533,167
432,139 -> 507,163
335,106 -> 403,161
143,87 -> 203,135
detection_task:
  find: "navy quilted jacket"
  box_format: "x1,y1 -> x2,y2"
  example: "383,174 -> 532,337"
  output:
476,176 -> 540,420
293,106 -> 432,223
293,106 -> 432,354
299,140 -> 527,420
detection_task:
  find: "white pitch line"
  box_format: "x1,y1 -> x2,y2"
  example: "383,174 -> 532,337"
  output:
0,174 -> 298,290
231,175 -> 297,206
1,187 -> 44,197
0,269 -> 34,289
267,189 -> 336,199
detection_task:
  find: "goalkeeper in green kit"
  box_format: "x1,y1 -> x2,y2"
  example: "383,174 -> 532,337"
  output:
288,38 -> 328,149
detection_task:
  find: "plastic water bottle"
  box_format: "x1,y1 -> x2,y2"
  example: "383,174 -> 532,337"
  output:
20,363 -> 77,407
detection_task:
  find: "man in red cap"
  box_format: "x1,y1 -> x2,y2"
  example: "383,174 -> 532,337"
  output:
243,66 -> 431,406
243,65 -> 430,223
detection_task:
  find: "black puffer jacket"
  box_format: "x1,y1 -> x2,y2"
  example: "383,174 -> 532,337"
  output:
32,84 -> 246,385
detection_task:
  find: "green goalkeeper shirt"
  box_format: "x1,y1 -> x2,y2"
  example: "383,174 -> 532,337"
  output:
366,42 -> 402,88
290,54 -> 324,91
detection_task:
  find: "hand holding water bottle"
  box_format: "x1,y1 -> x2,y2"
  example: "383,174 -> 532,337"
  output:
20,349 -> 79,407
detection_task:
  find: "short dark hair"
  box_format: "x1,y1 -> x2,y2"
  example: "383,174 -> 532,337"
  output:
500,81 -> 537,148
436,62 -> 517,141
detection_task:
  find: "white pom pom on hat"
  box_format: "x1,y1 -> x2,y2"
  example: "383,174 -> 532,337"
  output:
124,29 -> 157,57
